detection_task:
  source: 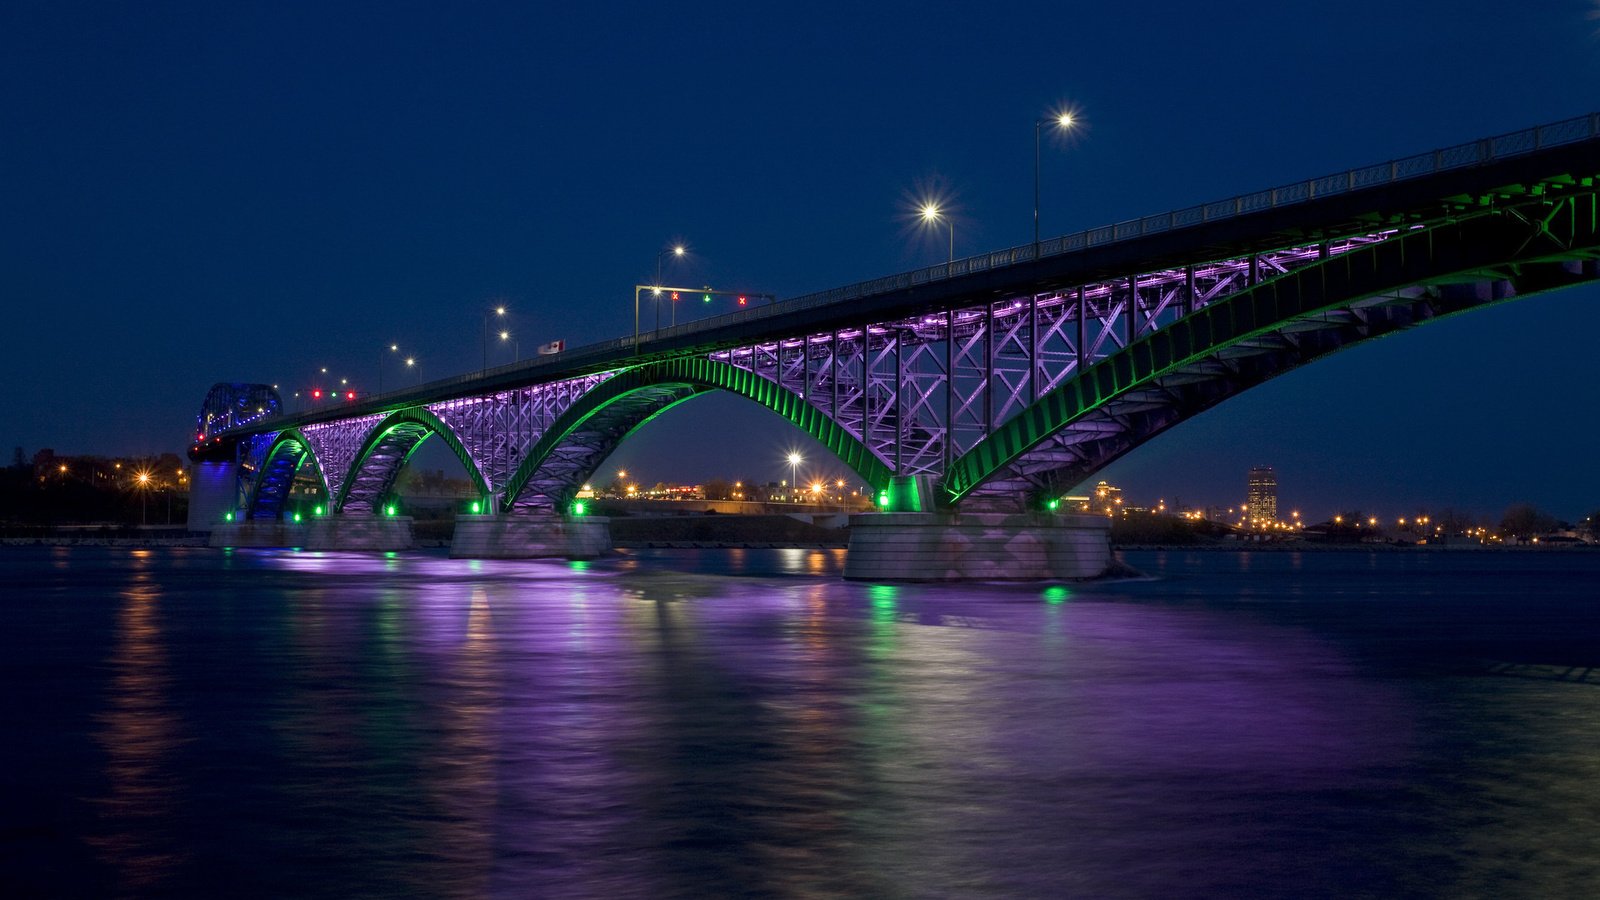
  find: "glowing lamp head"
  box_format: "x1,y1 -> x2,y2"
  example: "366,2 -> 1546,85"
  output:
495,305 -> 506,316
919,202 -> 941,223
673,245 -> 685,256
1057,113 -> 1074,128
787,452 -> 803,466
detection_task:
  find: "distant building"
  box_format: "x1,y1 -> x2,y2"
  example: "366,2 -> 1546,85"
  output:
1247,466 -> 1277,524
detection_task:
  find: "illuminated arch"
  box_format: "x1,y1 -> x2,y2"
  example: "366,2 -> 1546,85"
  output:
944,195 -> 1600,506
245,429 -> 328,519
499,357 -> 893,512
333,407 -> 491,514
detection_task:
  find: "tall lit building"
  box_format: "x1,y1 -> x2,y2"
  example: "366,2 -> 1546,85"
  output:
1247,466 -> 1277,524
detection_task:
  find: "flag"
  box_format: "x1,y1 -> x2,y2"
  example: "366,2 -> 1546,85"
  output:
537,340 -> 565,356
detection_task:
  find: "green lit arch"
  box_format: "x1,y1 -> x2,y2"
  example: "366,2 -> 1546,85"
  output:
245,428 -> 329,519
943,195 -> 1600,506
332,407 -> 491,513
498,357 -> 893,512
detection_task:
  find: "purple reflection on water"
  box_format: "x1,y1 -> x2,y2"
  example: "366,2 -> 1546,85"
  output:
8,548 -> 1600,896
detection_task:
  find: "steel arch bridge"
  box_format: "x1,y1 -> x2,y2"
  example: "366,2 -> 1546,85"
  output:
195,114 -> 1600,521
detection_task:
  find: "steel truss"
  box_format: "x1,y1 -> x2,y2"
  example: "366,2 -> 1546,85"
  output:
711,234 -> 1387,496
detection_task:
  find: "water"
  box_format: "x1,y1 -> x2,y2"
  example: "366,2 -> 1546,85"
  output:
4,546 -> 1600,898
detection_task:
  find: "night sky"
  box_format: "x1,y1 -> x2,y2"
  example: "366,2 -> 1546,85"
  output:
4,2 -> 1599,520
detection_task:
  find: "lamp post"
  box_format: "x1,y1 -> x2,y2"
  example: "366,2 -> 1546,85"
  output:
920,203 -> 953,265
483,305 -> 506,375
378,343 -> 401,395
499,329 -> 519,362
1034,111 -> 1077,247
657,244 -> 685,332
787,452 -> 803,502
135,471 -> 151,526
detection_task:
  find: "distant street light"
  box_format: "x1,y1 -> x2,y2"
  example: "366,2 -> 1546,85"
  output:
786,451 -> 803,502
1034,110 -> 1079,246
484,305 -> 507,375
656,244 -> 687,332
499,329 -> 519,362
379,343 -> 402,394
135,471 -> 151,526
920,202 -> 953,264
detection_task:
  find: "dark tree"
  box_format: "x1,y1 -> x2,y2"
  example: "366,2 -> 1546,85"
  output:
1499,503 -> 1557,539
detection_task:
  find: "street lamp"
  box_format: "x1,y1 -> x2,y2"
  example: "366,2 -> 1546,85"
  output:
1034,110 -> 1078,247
135,471 -> 151,526
920,202 -> 953,264
483,305 -> 507,375
786,452 -> 803,502
378,343 -> 402,394
499,329 -> 519,362
656,244 -> 686,331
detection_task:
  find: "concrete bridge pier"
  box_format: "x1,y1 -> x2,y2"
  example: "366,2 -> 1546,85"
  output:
449,513 -> 611,560
843,510 -> 1112,582
208,514 -> 415,551
187,460 -> 238,533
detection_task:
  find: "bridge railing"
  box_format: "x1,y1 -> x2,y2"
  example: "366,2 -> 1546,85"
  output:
631,112 -> 1600,343
223,113 -> 1600,432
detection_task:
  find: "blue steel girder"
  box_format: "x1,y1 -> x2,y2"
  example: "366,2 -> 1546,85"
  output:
942,191 -> 1600,507
499,357 -> 894,512
245,429 -> 329,519
333,407 -> 492,514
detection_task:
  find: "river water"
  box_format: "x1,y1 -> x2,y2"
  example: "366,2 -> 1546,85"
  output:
4,546 -> 1600,898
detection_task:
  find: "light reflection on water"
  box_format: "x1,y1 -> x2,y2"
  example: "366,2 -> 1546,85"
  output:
6,547 -> 1600,896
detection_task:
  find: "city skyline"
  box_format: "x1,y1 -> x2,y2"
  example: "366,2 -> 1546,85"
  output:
5,3 -> 1599,518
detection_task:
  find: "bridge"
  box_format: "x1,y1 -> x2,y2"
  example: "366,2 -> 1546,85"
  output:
192,113 -> 1600,579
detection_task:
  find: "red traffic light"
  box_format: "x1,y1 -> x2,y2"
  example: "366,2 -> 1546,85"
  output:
670,291 -> 679,302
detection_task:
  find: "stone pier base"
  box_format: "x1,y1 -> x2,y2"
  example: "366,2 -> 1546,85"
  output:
844,512 -> 1111,581
449,514 -> 612,560
208,515 -> 415,551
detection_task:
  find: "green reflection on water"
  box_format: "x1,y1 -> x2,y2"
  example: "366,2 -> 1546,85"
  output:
1043,585 -> 1070,605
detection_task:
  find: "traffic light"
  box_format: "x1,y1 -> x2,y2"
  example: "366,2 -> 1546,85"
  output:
737,295 -> 747,306
345,391 -> 355,400
312,389 -> 322,399
670,291 -> 679,302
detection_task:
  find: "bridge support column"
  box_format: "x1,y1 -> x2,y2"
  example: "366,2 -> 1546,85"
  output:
844,511 -> 1111,582
187,460 -> 238,533
450,513 -> 611,560
208,514 -> 414,550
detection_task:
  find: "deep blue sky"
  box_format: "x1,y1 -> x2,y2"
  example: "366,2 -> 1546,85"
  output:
4,1 -> 1599,519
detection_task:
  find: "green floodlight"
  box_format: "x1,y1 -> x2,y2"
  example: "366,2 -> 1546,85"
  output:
571,500 -> 587,516
470,500 -> 481,514
1047,498 -> 1060,511
385,505 -> 396,517
314,505 -> 324,516
224,511 -> 234,522
292,512 -> 302,523
877,491 -> 890,507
